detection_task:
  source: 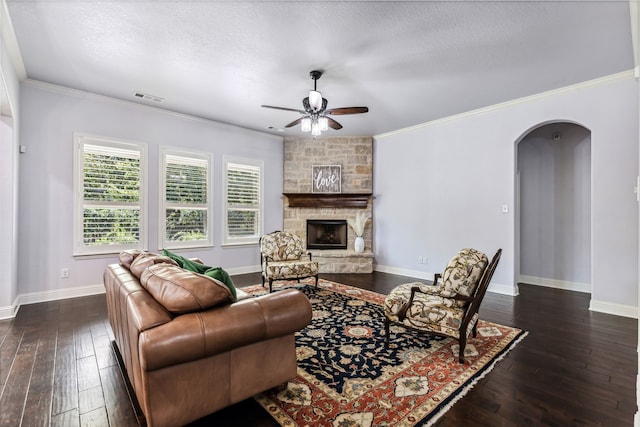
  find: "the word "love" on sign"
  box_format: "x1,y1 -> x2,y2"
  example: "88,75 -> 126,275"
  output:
312,165 -> 341,193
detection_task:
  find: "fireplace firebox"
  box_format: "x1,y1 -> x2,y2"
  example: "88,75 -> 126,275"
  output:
306,220 -> 348,250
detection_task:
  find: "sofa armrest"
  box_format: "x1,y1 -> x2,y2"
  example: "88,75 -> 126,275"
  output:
126,290 -> 173,332
139,288 -> 312,371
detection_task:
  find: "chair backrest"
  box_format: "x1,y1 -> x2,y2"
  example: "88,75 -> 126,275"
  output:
464,248 -> 502,321
440,248 -> 488,299
259,231 -> 305,261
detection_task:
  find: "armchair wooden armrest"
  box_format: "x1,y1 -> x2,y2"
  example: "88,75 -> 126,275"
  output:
433,273 -> 442,285
452,294 -> 473,303
397,285 -> 434,321
396,284 -> 471,321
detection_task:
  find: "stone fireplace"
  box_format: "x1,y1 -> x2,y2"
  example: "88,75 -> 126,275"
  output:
283,136 -> 373,273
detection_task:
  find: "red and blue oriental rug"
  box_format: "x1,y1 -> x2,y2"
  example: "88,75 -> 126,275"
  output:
244,279 -> 526,427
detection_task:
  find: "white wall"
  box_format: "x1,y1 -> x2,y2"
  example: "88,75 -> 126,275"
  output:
518,123 -> 591,288
0,9 -> 21,315
16,81 -> 283,298
374,73 -> 638,313
0,115 -> 17,313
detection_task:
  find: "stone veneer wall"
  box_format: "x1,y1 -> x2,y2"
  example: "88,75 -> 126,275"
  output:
283,136 -> 373,273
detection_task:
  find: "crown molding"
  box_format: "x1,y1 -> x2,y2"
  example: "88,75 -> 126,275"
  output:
21,78 -> 280,139
375,70 -> 636,140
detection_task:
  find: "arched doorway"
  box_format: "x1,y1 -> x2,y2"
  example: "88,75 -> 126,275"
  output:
516,122 -> 592,293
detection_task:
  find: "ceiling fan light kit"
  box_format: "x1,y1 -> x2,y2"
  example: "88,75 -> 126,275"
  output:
262,70 -> 368,138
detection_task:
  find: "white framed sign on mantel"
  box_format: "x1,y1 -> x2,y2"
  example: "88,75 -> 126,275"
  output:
312,165 -> 341,193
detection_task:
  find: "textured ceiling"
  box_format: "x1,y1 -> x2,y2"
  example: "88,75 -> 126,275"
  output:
5,1 -> 635,137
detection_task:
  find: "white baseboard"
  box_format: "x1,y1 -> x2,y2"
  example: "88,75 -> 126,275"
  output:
225,264 -> 261,276
0,303 -> 19,320
0,284 -> 105,320
519,275 -> 637,318
374,265 -> 518,296
519,275 -> 591,293
589,299 -> 638,319
488,282 -> 518,296
0,267 -> 258,320
18,284 -> 106,306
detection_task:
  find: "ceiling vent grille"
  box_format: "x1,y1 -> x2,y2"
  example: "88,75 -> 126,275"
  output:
133,92 -> 164,103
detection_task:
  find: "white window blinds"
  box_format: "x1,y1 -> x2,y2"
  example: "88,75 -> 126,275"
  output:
224,159 -> 262,245
74,134 -> 147,255
160,150 -> 212,248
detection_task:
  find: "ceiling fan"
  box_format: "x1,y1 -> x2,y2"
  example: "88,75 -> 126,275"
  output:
262,70 -> 369,136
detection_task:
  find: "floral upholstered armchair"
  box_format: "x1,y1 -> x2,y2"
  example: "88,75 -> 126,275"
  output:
260,231 -> 319,292
383,248 -> 502,363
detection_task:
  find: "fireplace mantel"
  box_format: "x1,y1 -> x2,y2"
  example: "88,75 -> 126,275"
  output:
283,193 -> 373,208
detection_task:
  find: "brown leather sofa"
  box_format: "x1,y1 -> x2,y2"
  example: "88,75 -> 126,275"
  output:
103,250 -> 312,427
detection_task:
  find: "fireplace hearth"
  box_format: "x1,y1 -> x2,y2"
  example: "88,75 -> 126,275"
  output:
306,220 -> 348,250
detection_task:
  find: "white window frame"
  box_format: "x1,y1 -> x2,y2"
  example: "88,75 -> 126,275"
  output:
222,156 -> 263,246
73,133 -> 148,256
159,147 -> 213,249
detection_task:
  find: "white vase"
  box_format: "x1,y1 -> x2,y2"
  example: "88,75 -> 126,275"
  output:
354,236 -> 365,253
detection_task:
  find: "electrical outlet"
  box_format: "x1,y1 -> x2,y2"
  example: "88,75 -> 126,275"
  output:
60,268 -> 70,279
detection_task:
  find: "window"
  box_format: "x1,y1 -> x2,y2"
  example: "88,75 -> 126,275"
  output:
73,133 -> 147,255
160,148 -> 213,249
223,157 -> 263,245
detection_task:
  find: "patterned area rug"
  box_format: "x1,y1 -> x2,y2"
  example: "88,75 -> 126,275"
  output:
244,279 -> 527,427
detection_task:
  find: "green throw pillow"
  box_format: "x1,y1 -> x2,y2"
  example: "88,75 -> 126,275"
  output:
162,249 -> 237,301
203,267 -> 236,299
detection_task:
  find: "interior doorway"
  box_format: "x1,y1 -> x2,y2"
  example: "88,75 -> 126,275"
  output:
516,122 -> 592,293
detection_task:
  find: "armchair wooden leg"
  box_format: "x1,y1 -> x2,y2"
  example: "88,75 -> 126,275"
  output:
314,275 -> 318,288
458,336 -> 466,364
269,279 -> 273,293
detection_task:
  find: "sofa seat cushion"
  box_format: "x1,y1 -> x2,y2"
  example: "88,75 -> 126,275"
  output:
140,264 -> 234,314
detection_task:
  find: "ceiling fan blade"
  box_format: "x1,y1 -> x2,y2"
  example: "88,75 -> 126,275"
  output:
328,117 -> 343,130
326,106 -> 369,115
285,117 -> 303,128
261,105 -> 306,114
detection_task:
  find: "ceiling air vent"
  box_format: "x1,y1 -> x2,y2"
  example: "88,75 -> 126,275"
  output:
133,92 -> 164,103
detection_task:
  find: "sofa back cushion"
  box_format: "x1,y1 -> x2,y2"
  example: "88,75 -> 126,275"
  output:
129,253 -> 178,279
140,264 -> 234,314
162,249 -> 237,301
119,249 -> 143,269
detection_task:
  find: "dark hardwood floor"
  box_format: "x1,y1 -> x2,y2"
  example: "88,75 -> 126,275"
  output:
0,272 -> 636,426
